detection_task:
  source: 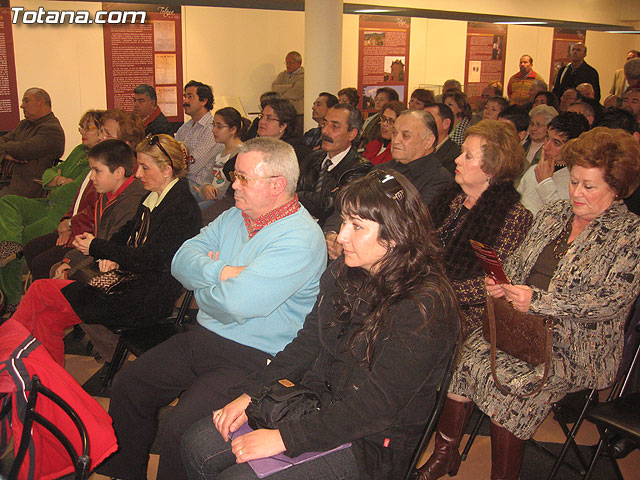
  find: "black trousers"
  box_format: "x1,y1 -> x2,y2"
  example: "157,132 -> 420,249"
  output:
95,324 -> 273,480
23,232 -> 71,280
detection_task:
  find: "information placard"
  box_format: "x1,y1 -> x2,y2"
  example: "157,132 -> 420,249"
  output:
0,0 -> 19,132
358,15 -> 410,116
103,3 -> 183,122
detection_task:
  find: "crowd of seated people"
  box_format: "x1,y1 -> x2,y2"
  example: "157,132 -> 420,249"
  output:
3,48 -> 640,480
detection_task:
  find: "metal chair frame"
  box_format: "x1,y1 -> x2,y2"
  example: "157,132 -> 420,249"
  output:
8,375 -> 91,480
404,345 -> 459,480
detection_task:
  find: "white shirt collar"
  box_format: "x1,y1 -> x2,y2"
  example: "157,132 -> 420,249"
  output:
324,146 -> 351,171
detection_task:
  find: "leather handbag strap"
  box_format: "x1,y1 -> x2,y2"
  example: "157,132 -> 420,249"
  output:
487,295 -> 554,398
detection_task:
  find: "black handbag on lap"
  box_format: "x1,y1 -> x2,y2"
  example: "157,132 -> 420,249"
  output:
245,378 -> 321,430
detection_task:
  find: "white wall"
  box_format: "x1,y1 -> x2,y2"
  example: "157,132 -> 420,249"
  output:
7,1 -> 640,158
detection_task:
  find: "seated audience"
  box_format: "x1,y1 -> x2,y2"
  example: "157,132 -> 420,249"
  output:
567,98 -> 598,127
201,98 -> 311,224
337,87 -> 359,107
246,91 -> 280,140
523,104 -> 558,167
443,91 -> 472,146
518,112 -> 589,215
430,120 -> 532,338
425,103 -> 461,175
13,134 -> 202,366
409,88 -> 436,110
559,88 -> 579,112
133,84 -> 173,135
435,79 -> 462,103
0,110 -> 103,314
175,80 -> 224,208
419,127 -> 640,480
95,137 -> 326,480
498,105 -> 530,142
195,107 -> 249,218
359,87 -> 399,150
324,110 -> 453,260
362,100 -> 404,165
303,92 -> 339,150
181,170 -> 460,480
576,82 -> 595,99
23,109 -> 145,284
532,91 -> 561,112
482,96 -> 508,121
621,87 -> 640,123
597,108 -> 640,215
297,103 -> 371,226
0,88 -> 65,198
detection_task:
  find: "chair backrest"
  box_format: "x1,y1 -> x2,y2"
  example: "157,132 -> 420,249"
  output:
8,375 -> 90,480
403,344 -> 459,480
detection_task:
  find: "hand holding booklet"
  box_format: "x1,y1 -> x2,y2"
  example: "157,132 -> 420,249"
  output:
231,422 -> 351,478
469,239 -> 510,284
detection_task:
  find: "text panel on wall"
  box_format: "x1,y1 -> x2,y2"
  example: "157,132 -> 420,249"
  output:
103,2 -> 183,122
0,0 -> 19,131
358,15 -> 411,115
464,22 -> 507,111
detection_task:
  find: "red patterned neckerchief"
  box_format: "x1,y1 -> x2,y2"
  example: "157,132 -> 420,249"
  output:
242,195 -> 301,239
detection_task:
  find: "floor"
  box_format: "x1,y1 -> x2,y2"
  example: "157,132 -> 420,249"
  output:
58,348 -> 640,480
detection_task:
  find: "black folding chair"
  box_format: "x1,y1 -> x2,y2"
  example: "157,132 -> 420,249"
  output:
404,345 -> 459,480
8,375 -> 91,480
101,290 -> 196,389
581,325 -> 640,480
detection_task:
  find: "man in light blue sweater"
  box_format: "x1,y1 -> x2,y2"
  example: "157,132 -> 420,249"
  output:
98,138 -> 327,480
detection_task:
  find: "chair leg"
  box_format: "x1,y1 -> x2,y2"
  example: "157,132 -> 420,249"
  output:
545,390 -> 598,480
461,409 -> 485,461
596,426 -> 626,480
101,340 -> 128,390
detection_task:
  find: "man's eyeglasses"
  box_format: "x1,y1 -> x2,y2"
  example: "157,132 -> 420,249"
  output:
368,170 -> 405,202
146,134 -> 174,168
230,171 -> 279,186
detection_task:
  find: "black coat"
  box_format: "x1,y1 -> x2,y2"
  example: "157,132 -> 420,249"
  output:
297,146 -> 372,226
240,261 -> 459,479
62,178 -> 202,327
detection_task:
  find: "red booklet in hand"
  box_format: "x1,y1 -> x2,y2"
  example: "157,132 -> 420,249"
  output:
469,240 -> 510,284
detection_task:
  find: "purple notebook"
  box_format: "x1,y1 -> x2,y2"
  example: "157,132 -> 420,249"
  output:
232,423 -> 351,478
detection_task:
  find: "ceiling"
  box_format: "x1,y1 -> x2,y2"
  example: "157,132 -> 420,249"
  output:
109,1 -> 639,33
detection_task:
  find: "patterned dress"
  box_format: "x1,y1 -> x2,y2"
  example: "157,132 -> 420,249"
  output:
450,200 -> 640,439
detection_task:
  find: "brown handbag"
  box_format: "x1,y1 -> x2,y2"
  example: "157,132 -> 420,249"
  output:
482,295 -> 554,398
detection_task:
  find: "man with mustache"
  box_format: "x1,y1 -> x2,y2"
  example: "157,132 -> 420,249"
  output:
175,80 -> 223,205
297,103 -> 371,227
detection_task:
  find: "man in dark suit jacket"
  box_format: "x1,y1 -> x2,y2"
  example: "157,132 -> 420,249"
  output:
133,84 -> 173,135
297,103 -> 372,227
426,103 -> 461,176
552,42 -> 601,102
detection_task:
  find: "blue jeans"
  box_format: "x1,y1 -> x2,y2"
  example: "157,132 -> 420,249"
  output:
181,417 -> 359,480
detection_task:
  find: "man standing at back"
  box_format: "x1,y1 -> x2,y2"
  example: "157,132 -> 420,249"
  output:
272,51 -> 305,134
175,80 -> 223,205
97,137 -> 327,480
507,55 -> 545,106
552,42 -> 601,102
132,84 -> 172,135
0,88 -> 65,198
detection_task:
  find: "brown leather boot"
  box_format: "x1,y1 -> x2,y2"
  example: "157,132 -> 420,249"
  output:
417,398 -> 475,480
490,421 -> 525,480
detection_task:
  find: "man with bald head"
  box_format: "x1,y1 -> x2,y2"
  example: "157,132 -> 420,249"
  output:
0,88 -> 65,198
576,82 -> 595,99
552,42 -> 601,101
